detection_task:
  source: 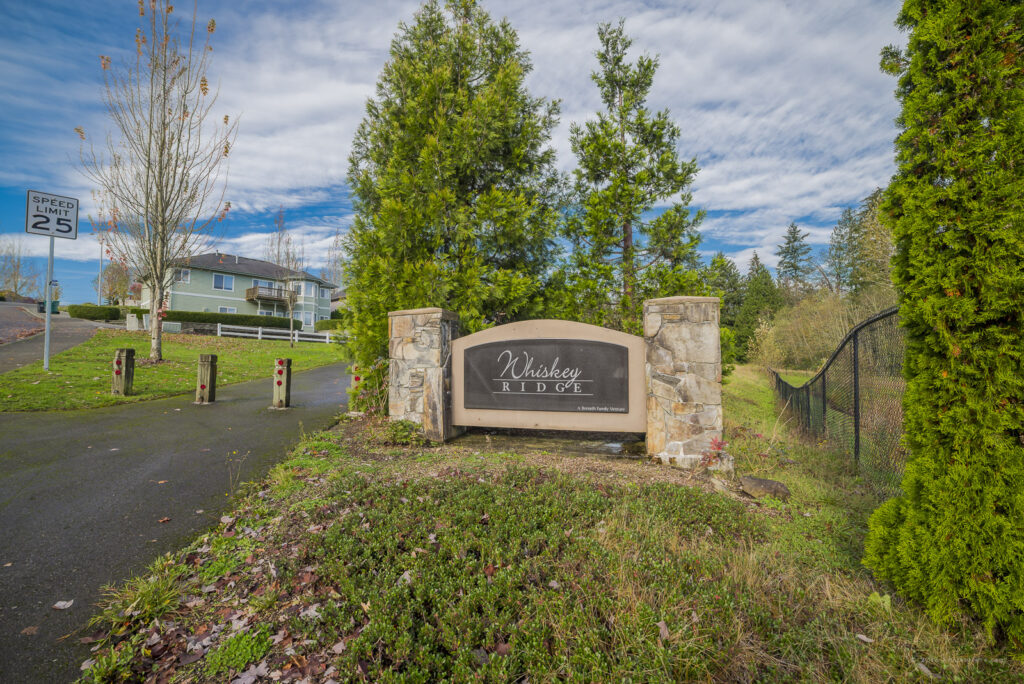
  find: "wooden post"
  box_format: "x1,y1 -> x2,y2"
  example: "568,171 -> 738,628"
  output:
111,348 -> 135,396
196,354 -> 217,404
273,358 -> 291,408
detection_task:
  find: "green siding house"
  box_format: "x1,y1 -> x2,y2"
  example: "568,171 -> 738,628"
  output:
140,253 -> 336,331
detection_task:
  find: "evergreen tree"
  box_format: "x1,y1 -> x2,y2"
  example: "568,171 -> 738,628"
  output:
823,208 -> 859,294
343,0 -> 562,387
774,221 -> 813,299
848,188 -> 895,296
704,252 -> 744,328
733,252 -> 783,359
565,20 -> 705,334
864,0 -> 1024,642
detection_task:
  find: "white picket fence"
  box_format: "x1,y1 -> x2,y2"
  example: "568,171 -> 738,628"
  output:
216,322 -> 337,344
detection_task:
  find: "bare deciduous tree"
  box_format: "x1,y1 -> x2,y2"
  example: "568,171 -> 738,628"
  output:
264,207 -> 306,348
0,235 -> 41,299
78,1 -> 237,360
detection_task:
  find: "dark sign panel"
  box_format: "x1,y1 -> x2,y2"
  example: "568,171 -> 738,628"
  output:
463,339 -> 628,413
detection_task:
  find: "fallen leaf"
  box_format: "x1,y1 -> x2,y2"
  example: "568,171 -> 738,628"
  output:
657,620 -> 670,641
360,601 -> 370,613
21,626 -> 38,635
855,633 -> 874,644
547,580 -> 560,590
53,600 -> 74,610
916,661 -> 936,679
158,517 -> 171,523
157,480 -> 168,484
495,642 -> 510,656
331,640 -> 346,655
3,562 -> 11,567
80,659 -> 96,671
397,570 -> 412,586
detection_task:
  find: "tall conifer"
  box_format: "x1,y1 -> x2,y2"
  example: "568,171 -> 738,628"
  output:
864,0 -> 1024,641
343,0 -> 562,388
565,20 -> 704,334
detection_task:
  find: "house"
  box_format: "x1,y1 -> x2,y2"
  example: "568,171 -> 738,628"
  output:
140,253 -> 336,331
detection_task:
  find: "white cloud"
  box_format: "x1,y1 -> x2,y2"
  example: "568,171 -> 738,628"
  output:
1,0 -> 906,267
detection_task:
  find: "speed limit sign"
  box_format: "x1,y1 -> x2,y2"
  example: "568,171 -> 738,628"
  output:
25,190 -> 79,240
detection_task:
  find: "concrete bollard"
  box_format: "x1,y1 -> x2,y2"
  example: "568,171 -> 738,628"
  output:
196,354 -> 217,404
272,358 -> 291,409
112,348 -> 135,396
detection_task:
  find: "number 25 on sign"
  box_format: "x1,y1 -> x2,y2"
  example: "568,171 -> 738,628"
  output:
25,190 -> 79,239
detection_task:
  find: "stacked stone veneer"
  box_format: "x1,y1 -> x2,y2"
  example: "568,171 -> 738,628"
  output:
644,296 -> 723,467
388,308 -> 463,442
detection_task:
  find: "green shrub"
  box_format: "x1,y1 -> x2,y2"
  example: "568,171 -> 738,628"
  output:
67,304 -> 121,320
864,0 -> 1024,643
314,319 -> 344,332
330,307 -> 343,319
128,308 -> 293,329
205,627 -> 272,678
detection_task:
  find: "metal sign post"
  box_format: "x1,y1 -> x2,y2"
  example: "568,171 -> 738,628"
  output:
25,190 -> 79,370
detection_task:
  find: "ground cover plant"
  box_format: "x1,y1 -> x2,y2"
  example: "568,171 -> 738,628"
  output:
0,329 -> 345,412
78,366 -> 1023,682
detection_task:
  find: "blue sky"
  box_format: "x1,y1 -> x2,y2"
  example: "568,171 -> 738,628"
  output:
0,0 -> 904,304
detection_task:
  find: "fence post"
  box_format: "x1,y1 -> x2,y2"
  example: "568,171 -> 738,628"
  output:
821,371 -> 827,436
852,330 -> 860,463
111,348 -> 135,396
258,326 -> 262,340
272,357 -> 291,408
217,322 -> 222,337
196,354 -> 217,404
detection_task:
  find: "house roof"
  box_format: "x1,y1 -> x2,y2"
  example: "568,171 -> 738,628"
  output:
176,253 -> 337,289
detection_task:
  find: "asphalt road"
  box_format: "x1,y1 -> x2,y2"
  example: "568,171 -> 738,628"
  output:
0,302 -> 102,371
0,362 -> 351,682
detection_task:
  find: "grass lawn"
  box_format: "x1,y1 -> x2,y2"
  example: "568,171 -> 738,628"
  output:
0,329 -> 347,412
775,368 -> 817,386
78,365 -> 1022,682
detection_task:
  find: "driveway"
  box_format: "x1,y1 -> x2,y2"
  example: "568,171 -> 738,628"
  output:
0,362 -> 351,682
0,303 -> 104,371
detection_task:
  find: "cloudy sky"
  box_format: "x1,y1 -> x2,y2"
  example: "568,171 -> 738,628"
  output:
0,0 -> 905,304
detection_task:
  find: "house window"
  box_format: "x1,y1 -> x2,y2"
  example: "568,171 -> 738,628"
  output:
218,306 -> 237,314
174,268 -> 190,283
253,279 -> 274,289
258,310 -> 274,316
213,274 -> 234,291
303,311 -> 314,326
292,282 -> 302,295
302,282 -> 314,297
318,315 -> 328,321
319,287 -> 330,299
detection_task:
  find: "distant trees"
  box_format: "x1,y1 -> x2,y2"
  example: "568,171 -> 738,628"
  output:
0,236 -> 41,299
864,0 -> 1024,643
264,207 -> 304,347
78,1 -> 236,360
733,252 -> 783,358
343,0 -> 563,395
564,20 -> 705,334
92,261 -> 131,305
703,252 -> 744,329
774,222 -> 813,300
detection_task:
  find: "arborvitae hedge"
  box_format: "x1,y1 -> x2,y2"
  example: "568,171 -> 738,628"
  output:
864,1 -> 1024,642
67,304 -> 121,320
128,308 -> 293,329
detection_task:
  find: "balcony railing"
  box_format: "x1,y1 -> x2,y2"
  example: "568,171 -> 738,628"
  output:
245,286 -> 296,304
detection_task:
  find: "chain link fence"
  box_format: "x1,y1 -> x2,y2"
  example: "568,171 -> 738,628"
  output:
769,307 -> 906,499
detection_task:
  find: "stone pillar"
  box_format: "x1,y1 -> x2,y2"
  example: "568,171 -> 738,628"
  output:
644,296 -> 722,467
388,308 -> 463,442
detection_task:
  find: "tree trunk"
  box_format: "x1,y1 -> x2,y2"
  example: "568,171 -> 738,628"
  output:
150,283 -> 164,361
